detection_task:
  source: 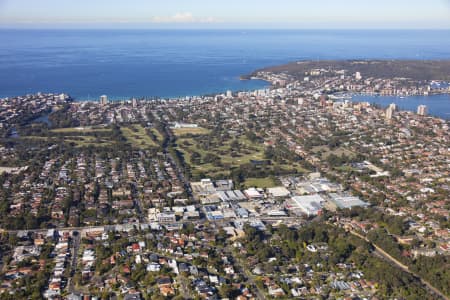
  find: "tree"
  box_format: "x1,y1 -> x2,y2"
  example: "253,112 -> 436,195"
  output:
219,284 -> 240,298
190,151 -> 201,165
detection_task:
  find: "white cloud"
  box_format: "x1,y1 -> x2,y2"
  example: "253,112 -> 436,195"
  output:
150,12 -> 218,23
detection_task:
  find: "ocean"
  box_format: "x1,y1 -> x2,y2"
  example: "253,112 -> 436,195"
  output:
1,29 -> 450,102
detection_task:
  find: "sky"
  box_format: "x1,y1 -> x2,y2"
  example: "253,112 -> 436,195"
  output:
0,0 -> 450,29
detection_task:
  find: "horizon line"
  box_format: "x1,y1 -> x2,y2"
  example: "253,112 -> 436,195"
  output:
1,27 -> 450,30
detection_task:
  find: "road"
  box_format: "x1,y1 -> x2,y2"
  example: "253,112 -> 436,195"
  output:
223,245 -> 266,300
130,182 -> 146,223
239,263 -> 265,300
177,273 -> 193,300
0,215 -> 304,235
348,229 -> 449,300
67,231 -> 81,293
160,122 -> 193,197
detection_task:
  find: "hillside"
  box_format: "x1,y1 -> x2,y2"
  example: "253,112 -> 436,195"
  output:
253,60 -> 450,81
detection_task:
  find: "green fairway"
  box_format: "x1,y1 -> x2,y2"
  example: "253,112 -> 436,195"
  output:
176,132 -> 306,179
172,127 -> 211,137
121,125 -> 158,149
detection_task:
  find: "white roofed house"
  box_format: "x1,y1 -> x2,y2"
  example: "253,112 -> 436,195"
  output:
147,262 -> 161,272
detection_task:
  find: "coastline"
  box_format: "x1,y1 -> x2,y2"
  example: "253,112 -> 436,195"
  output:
2,59 -> 450,119
68,77 -> 272,102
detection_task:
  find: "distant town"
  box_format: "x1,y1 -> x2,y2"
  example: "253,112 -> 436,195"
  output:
0,60 -> 449,300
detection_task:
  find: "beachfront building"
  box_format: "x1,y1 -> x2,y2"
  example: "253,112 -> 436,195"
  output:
417,104 -> 428,116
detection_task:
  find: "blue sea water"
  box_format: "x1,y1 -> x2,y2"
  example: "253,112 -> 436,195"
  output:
0,29 -> 450,101
352,94 -> 450,120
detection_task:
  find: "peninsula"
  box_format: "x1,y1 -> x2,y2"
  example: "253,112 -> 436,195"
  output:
250,60 -> 450,97
253,60 -> 450,81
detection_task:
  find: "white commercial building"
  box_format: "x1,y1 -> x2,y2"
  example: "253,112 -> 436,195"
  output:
286,195 -> 325,216
328,193 -> 369,209
267,186 -> 291,198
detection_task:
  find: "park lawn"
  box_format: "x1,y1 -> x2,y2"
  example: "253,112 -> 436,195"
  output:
277,162 -> 309,174
20,135 -> 112,148
121,125 -> 158,149
312,145 -> 355,159
20,136 -> 47,141
244,177 -> 278,188
335,165 -> 357,172
172,127 -> 210,137
191,166 -> 227,179
220,150 -> 265,165
65,136 -> 112,147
